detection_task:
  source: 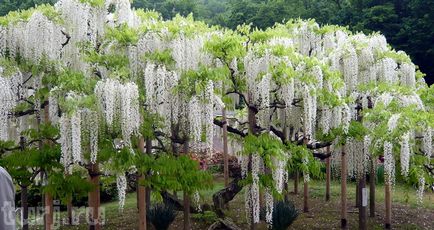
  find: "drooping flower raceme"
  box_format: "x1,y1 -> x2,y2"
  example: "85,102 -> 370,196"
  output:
116,174 -> 127,211
95,79 -> 140,146
400,132 -> 410,177
0,75 -> 15,141
383,141 -> 395,185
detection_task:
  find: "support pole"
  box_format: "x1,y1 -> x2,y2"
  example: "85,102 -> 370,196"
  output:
341,146 -> 347,229
385,181 -> 392,229
369,157 -> 376,217
88,164 -> 101,230
67,199 -> 73,225
138,138 -> 147,230
44,193 -> 54,230
326,146 -> 331,201
21,185 -> 29,230
303,138 -> 309,213
358,177 -> 367,230
145,139 -> 152,211
303,181 -> 309,212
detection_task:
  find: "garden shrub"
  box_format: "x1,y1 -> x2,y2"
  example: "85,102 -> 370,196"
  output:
147,203 -> 177,230
272,201 -> 299,230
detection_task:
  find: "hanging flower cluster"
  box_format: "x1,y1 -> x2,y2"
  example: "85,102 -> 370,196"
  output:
0,74 -> 16,140
400,132 -> 410,177
347,138 -> 367,179
422,128 -> 432,159
144,63 -> 179,133
265,188 -> 273,225
245,153 -> 261,224
1,11 -> 64,63
184,82 -> 215,154
95,79 -> 140,146
59,115 -> 73,174
193,191 -> 201,212
272,154 -> 288,194
71,110 -> 82,164
59,94 -> 100,173
416,177 -> 425,204
116,174 -> 127,210
383,141 -> 395,185
48,93 -> 59,124
172,34 -> 211,71
81,109 -> 99,164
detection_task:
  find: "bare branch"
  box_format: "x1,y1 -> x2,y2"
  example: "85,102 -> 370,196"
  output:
61,30 -> 71,48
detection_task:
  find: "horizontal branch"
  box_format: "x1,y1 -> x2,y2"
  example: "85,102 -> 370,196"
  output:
213,118 -> 247,137
270,125 -> 332,158
313,152 -> 332,160
12,100 -> 49,118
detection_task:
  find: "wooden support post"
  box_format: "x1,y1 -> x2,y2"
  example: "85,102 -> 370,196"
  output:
303,181 -> 309,212
385,181 -> 392,229
67,199 -> 73,225
358,177 -> 367,230
145,139 -> 152,211
369,158 -> 376,217
326,146 -> 331,201
45,193 -> 54,230
303,138 -> 309,213
138,138 -> 147,230
341,147 -> 347,229
88,164 -> 101,230
21,185 -> 29,230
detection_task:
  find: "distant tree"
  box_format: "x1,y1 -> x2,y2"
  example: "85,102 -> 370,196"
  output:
0,0 -> 56,16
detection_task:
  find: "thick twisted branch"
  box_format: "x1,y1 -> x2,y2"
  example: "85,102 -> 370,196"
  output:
213,118 -> 247,137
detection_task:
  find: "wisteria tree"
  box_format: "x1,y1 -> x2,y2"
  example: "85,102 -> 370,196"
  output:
0,1 -> 432,230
